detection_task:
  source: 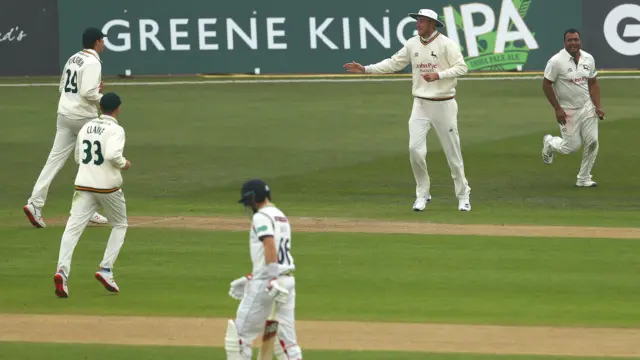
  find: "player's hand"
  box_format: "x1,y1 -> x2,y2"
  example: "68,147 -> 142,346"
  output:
99,81 -> 104,93
554,107 -> 567,125
122,160 -> 131,171
422,73 -> 440,82
596,108 -> 605,120
266,278 -> 288,304
343,61 -> 365,73
229,274 -> 252,301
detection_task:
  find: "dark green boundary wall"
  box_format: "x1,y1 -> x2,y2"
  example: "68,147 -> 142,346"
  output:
5,0 -> 640,76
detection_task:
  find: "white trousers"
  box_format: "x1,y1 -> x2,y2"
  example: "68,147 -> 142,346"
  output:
234,276 -> 301,359
408,98 -> 471,200
548,106 -> 599,182
28,114 -> 93,208
56,189 -> 128,277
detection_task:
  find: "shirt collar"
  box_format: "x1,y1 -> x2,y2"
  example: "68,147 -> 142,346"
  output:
99,114 -> 118,124
82,49 -> 101,62
421,31 -> 439,42
562,48 -> 581,63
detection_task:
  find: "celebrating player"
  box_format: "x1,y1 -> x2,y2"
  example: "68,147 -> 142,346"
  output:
541,29 -> 605,187
24,27 -> 109,228
53,93 -> 131,298
225,179 -> 302,360
343,9 -> 471,212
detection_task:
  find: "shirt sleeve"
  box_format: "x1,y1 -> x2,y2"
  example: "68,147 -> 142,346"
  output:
105,126 -> 127,169
252,212 -> 275,241
79,62 -> 103,105
588,57 -> 598,79
438,42 -> 468,79
364,44 -> 411,74
543,59 -> 558,82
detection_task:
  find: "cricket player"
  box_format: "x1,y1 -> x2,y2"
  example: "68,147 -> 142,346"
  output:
24,27 -> 109,228
343,9 -> 471,212
541,29 -> 605,187
225,179 -> 302,360
53,92 -> 131,298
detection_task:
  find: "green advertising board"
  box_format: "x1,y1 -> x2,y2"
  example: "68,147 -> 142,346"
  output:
57,0 -> 582,75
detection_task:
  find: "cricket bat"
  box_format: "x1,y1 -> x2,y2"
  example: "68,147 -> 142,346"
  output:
257,302 -> 279,360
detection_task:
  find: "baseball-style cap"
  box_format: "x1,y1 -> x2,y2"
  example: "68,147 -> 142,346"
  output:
100,93 -> 122,113
408,9 -> 445,28
82,27 -> 106,48
238,179 -> 271,205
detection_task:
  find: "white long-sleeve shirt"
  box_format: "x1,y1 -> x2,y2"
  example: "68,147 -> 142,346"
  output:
74,115 -> 128,193
364,32 -> 468,99
58,49 -> 103,120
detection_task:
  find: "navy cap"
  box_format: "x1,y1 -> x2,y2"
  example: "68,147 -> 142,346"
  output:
82,27 -> 106,48
100,93 -> 122,113
238,179 -> 271,205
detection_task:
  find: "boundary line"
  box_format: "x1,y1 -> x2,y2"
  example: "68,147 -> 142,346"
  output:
1,75 -> 639,87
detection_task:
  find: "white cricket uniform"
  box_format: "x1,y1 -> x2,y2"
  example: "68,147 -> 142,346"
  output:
365,31 -> 471,201
544,49 -> 599,182
56,115 -> 128,277
232,205 -> 301,359
28,49 -> 103,208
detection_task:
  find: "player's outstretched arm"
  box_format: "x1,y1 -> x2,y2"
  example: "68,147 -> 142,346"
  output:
344,44 -> 411,74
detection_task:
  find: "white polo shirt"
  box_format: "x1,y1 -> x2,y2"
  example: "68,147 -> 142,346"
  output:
543,49 -> 597,110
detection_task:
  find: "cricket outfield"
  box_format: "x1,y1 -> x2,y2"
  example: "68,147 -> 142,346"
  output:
0,77 -> 639,359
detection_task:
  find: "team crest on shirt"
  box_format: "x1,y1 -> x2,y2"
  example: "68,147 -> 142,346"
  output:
567,68 -> 574,73
414,52 -> 419,57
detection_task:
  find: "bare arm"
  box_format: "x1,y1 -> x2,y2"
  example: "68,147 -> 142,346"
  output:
588,77 -> 605,119
262,236 -> 278,265
542,78 -> 561,110
542,78 -> 567,125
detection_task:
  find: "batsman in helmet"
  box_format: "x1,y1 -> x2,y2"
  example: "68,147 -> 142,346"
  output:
224,179 -> 303,360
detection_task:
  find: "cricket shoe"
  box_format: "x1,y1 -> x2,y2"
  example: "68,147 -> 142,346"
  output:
576,180 -> 597,187
54,271 -> 69,298
458,200 -> 471,212
23,202 -> 46,228
95,268 -> 120,293
541,134 -> 554,165
90,213 -> 108,225
413,195 -> 432,212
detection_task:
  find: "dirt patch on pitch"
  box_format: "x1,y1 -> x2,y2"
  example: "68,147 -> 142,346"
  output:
47,215 -> 640,239
2,314 -> 640,357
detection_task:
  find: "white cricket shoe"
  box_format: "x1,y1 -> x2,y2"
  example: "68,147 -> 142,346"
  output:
23,202 -> 46,228
95,268 -> 120,293
412,196 -> 431,212
90,213 -> 108,224
576,180 -> 597,187
458,200 -> 471,212
53,271 -> 69,298
542,134 -> 554,164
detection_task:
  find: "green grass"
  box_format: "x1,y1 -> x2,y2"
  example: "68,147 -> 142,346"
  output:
1,227 -> 639,327
1,79 -> 639,226
0,342 -> 636,360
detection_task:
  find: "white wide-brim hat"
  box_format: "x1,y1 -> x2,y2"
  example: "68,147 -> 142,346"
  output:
408,9 -> 445,28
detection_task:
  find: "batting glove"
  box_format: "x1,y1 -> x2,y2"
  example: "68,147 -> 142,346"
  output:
266,278 -> 289,304
229,273 -> 252,300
